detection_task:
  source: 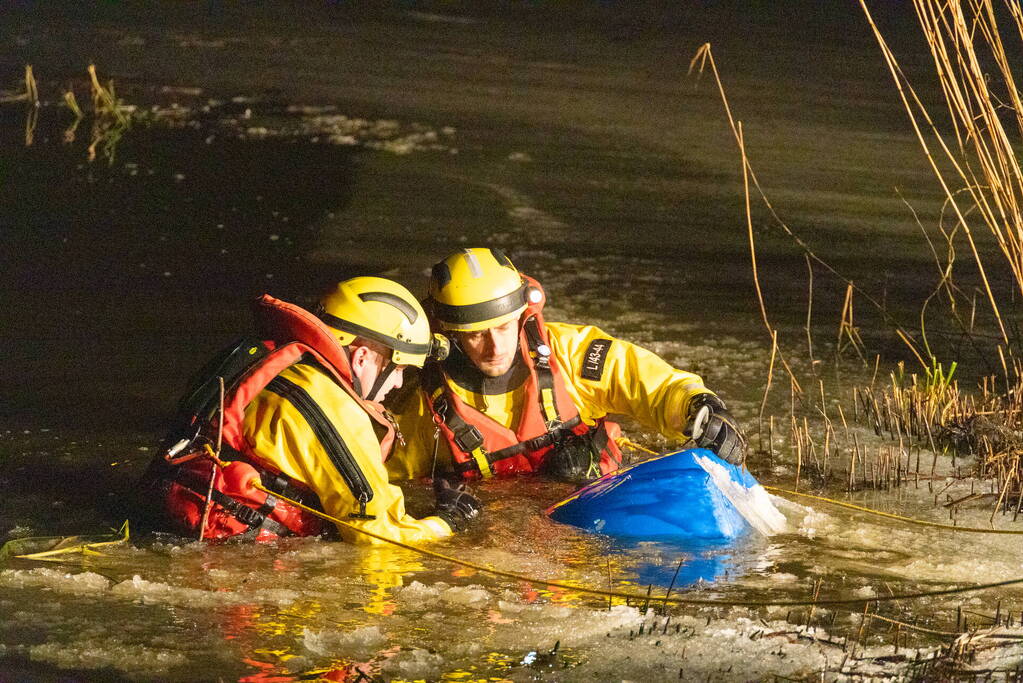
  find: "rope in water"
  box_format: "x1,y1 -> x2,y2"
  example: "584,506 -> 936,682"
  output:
249,480 -> 1023,608
764,486 -> 1023,535
618,438 -> 1023,535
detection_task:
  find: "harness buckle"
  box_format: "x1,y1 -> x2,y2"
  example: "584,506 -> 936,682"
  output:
348,492 -> 376,520
454,425 -> 485,453
433,396 -> 450,420
232,503 -> 264,528
383,409 -> 406,446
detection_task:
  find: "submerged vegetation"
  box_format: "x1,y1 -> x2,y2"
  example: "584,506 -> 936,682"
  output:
0,63 -> 133,162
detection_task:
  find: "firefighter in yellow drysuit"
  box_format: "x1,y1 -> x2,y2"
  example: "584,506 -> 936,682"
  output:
386,248 -> 746,483
149,277 -> 481,543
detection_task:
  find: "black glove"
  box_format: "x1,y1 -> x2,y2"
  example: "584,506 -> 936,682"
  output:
685,393 -> 746,465
433,478 -> 482,532
540,432 -> 600,483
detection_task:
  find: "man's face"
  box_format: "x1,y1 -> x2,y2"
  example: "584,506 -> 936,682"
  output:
455,318 -> 520,377
351,344 -> 406,401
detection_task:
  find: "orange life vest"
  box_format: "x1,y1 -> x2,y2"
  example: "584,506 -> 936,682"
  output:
423,277 -> 622,479
146,295 -> 396,540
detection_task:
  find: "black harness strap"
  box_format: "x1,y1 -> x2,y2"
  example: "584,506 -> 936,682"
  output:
522,317 -> 563,429
367,360 -> 397,402
259,470 -> 320,510
484,416 -> 583,462
426,318 -> 579,476
173,468 -> 290,537
424,364 -> 491,476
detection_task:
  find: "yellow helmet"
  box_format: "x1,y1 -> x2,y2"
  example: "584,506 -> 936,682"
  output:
317,276 -> 448,367
428,248 -> 534,332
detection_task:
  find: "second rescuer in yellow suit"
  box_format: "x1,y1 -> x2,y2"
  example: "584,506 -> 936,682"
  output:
386,321 -> 712,479
146,277 -> 483,544
386,248 -> 747,482
237,277 -> 481,543
242,361 -> 451,544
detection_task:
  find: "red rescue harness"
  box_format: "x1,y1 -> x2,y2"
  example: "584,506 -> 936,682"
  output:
423,278 -> 622,479
150,295 -> 396,540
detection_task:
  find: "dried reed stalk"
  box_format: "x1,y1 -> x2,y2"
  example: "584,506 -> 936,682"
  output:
859,0 -> 1023,346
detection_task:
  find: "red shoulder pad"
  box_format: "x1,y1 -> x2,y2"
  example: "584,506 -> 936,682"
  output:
252,294 -> 352,382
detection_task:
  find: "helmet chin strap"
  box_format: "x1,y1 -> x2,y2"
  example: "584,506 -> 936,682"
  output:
366,361 -> 397,402
346,344 -> 397,402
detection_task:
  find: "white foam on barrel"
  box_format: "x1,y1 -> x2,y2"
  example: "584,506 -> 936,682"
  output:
695,454 -> 789,536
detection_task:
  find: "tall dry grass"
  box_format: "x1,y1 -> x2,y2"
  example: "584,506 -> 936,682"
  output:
861,0 -> 1023,353
857,0 -> 1023,501
698,3 -> 1023,498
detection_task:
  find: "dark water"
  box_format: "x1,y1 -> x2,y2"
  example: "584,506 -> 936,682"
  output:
4,2 -> 1023,680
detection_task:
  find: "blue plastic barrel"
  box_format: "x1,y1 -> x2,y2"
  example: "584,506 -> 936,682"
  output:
546,448 -> 762,541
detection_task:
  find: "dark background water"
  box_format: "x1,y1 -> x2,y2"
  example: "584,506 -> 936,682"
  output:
0,0 -> 1004,534
0,0 -> 986,430
5,2 -> 1023,680
4,0 -> 1016,522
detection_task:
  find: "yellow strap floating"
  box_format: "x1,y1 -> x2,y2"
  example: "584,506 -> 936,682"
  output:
11,520 -> 130,562
616,437 -> 658,456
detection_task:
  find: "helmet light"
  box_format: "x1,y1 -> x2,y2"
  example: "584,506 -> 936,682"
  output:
430,334 -> 451,362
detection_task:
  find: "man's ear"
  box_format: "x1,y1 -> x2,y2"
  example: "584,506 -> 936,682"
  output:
348,344 -> 370,369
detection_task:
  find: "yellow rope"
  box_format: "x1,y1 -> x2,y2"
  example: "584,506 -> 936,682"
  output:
617,437 -> 659,456
251,481 -> 1023,608
616,438 -> 1023,536
203,443 -> 229,468
766,486 -> 1023,535
13,521 -> 130,561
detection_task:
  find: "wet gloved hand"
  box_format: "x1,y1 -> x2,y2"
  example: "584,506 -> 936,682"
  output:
685,393 -> 747,465
540,433 -> 600,483
433,478 -> 482,532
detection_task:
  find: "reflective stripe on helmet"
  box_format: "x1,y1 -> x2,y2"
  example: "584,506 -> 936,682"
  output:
463,249 -> 484,277
318,311 -> 430,357
357,291 -> 419,323
430,284 -> 528,327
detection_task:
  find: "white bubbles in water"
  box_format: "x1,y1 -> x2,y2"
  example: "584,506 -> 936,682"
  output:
302,625 -> 386,657
1,568 -> 112,595
379,648 -> 445,679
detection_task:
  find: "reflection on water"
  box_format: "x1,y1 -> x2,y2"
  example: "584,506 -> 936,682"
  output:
5,24 -> 1023,677
12,64 -> 135,164
4,438 -> 1023,679
357,547 -> 426,616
